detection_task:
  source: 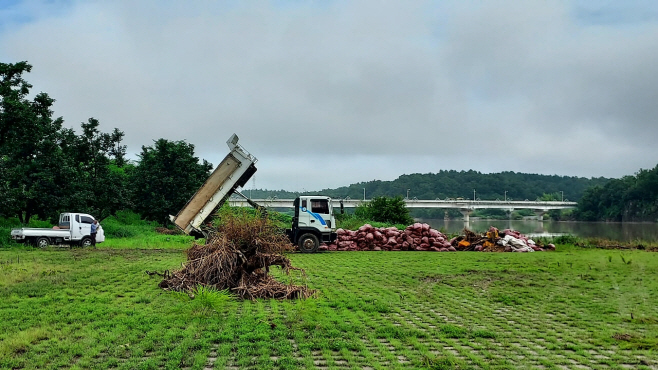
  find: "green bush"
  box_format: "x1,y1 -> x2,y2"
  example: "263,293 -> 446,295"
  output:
335,213 -> 407,231
354,196 -> 413,225
100,210 -> 158,238
552,234 -> 579,245
214,203 -> 293,229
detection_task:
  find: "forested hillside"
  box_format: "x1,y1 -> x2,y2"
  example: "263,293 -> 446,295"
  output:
249,170 -> 610,203
574,165 -> 658,222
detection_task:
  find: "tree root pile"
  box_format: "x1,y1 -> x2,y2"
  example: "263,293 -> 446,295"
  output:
157,213 -> 315,300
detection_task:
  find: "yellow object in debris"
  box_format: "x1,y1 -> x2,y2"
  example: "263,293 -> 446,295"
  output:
458,240 -> 471,248
486,230 -> 499,240
483,241 -> 494,248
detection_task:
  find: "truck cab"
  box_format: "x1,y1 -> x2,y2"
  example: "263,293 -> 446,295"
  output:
60,213 -> 105,244
288,196 -> 337,253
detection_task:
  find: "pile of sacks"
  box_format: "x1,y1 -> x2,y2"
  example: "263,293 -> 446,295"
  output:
320,224 -> 556,253
498,229 -> 556,252
325,223 -> 455,252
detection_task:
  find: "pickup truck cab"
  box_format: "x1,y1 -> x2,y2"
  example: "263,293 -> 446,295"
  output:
11,212 -> 105,247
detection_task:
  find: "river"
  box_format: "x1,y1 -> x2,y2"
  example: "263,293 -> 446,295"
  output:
417,219 -> 658,242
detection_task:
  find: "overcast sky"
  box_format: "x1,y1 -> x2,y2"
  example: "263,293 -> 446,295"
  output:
2,1 -> 657,191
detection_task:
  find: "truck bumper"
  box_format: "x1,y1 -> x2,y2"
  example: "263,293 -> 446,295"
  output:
321,232 -> 337,243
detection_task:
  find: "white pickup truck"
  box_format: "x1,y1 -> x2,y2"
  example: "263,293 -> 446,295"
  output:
10,212 -> 105,247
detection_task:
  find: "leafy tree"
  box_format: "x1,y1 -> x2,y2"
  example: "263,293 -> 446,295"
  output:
355,196 -> 413,225
0,61 -> 71,222
539,192 -> 561,201
131,139 -> 212,225
64,118 -> 130,220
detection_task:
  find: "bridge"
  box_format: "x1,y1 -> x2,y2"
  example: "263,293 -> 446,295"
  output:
227,198 -> 578,222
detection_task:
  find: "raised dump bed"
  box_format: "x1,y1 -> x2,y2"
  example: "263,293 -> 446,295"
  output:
170,134 -> 257,237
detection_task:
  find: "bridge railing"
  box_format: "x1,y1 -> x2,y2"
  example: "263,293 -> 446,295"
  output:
227,198 -> 577,210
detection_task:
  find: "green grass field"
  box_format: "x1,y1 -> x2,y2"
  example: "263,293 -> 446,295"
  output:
1,242 -> 657,370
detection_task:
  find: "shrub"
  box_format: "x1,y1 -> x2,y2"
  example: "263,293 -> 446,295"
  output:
100,210 -> 157,238
354,196 -> 413,225
552,234 -> 579,245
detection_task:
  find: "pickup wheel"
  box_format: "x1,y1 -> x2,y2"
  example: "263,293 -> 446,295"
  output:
36,237 -> 50,248
80,237 -> 92,248
298,233 -> 319,253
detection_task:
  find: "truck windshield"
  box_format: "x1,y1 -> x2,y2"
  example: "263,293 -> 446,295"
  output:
311,199 -> 329,214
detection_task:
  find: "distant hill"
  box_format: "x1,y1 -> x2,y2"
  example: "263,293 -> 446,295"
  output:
245,170 -> 611,202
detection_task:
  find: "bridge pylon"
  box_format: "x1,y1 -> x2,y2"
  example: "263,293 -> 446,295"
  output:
505,208 -> 514,220
459,208 -> 473,222
534,209 -> 549,221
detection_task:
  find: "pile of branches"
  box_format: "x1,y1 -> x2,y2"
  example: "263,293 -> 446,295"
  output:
158,211 -> 315,300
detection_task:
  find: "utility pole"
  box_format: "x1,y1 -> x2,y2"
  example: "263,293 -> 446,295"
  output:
473,189 -> 476,201
363,188 -> 366,201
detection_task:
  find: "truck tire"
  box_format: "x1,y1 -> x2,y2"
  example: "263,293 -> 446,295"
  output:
36,237 -> 50,248
298,233 -> 319,253
80,237 -> 92,248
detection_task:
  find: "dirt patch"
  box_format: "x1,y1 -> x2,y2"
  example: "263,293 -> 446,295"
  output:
154,227 -> 182,235
613,333 -> 633,341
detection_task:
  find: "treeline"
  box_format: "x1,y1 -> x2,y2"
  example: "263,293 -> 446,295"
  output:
574,165 -> 658,222
249,170 -> 610,203
0,62 -> 211,225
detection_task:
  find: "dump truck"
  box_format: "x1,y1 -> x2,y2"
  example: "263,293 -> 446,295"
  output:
11,212 -> 105,247
170,134 -> 337,253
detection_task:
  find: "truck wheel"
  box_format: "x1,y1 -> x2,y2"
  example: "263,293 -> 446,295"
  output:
36,237 -> 50,248
298,233 -> 319,253
80,237 -> 92,248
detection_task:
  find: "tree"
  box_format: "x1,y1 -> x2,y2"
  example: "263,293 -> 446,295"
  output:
0,61 -> 71,222
63,118 -> 130,220
355,196 -> 413,225
131,139 -> 212,225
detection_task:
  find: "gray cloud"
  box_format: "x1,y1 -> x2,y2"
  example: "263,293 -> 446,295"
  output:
1,0 -> 657,190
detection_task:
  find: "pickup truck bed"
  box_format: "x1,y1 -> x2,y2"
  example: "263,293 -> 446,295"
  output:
11,228 -> 72,239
